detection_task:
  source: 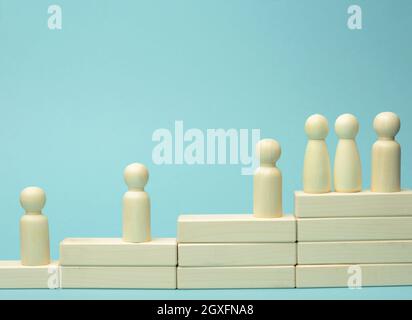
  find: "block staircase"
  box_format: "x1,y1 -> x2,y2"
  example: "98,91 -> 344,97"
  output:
1,190 -> 412,289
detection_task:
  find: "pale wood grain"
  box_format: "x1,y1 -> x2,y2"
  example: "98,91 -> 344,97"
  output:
177,266 -> 295,289
296,263 -> 412,288
298,240 -> 412,264
61,266 -> 176,289
297,217 -> 412,241
60,238 -> 177,266
178,214 -> 296,243
295,190 -> 412,218
178,243 -> 296,267
0,261 -> 59,289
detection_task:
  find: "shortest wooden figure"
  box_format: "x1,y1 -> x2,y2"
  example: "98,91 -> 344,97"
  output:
122,163 -> 151,243
20,186 -> 51,266
253,139 -> 283,218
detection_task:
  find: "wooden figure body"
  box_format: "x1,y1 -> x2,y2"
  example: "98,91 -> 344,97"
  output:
20,187 -> 50,266
303,114 -> 331,193
122,163 -> 151,243
334,114 -> 362,192
253,139 -> 283,218
371,112 -> 401,193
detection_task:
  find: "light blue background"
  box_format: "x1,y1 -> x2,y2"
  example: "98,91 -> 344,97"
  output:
0,0 -> 411,299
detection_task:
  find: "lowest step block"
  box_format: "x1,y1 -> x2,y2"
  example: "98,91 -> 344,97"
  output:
178,214 -> 296,243
0,261 -> 59,289
294,190 -> 412,218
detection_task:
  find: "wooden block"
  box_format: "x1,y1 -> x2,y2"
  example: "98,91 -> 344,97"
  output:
60,238 -> 177,266
298,240 -> 412,264
177,266 -> 295,289
178,214 -> 296,243
61,266 -> 176,289
296,264 -> 412,288
295,190 -> 412,218
0,261 -> 59,289
298,217 -> 412,241
178,243 -> 296,267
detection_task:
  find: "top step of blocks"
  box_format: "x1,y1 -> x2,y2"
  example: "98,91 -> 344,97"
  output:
178,214 -> 296,243
295,190 -> 412,218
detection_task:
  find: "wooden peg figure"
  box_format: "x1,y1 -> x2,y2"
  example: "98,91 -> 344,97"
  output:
122,163 -> 151,243
303,114 -> 332,193
20,187 -> 51,266
253,139 -> 283,218
334,114 -> 362,192
371,112 -> 401,193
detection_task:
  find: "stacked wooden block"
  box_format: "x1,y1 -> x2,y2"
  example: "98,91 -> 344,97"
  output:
59,238 -> 177,288
295,190 -> 412,288
176,214 -> 296,289
56,163 -> 178,289
0,261 -> 59,289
